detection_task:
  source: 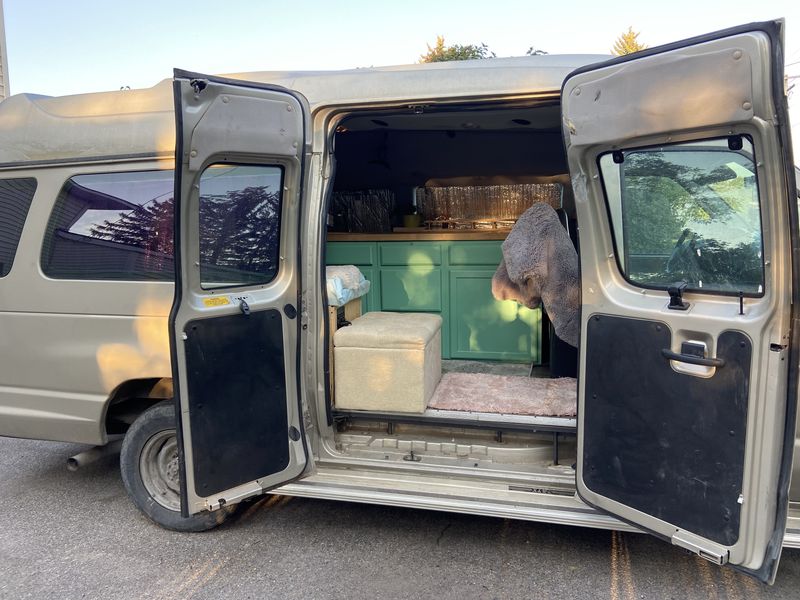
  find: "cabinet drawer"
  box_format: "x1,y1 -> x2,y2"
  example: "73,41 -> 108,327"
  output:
380,243 -> 442,266
326,242 -> 376,266
448,242 -> 504,266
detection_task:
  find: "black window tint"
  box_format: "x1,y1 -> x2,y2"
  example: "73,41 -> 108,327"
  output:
41,171 -> 175,280
599,137 -> 764,295
199,165 -> 284,288
0,178 -> 37,277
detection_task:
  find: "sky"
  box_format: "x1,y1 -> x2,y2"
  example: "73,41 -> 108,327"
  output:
2,0 -> 799,153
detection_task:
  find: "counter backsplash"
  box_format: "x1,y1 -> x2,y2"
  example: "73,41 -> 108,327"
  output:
330,183 -> 561,233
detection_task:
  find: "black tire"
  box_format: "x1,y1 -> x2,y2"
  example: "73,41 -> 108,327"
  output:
120,401 -> 235,532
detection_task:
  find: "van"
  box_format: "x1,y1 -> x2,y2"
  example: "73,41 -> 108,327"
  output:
0,20 -> 797,583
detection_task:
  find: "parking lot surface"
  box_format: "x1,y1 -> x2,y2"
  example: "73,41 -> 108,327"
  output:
1,436 -> 799,600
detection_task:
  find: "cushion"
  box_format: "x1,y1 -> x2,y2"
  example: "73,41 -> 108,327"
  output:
326,265 -> 371,307
333,312 -> 442,350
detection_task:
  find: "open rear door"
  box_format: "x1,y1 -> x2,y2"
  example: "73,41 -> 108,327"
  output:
563,22 -> 797,582
170,71 -> 310,516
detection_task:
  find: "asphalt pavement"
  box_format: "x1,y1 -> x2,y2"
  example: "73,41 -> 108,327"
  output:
1,435 -> 799,600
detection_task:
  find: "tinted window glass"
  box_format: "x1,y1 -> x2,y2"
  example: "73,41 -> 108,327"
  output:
199,164 -> 284,288
0,178 -> 37,277
599,137 -> 763,295
42,171 -> 174,280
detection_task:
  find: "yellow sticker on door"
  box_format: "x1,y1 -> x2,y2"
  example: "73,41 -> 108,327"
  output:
202,296 -> 231,307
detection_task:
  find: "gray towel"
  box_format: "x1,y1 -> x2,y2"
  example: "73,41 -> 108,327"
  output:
492,203 -> 580,347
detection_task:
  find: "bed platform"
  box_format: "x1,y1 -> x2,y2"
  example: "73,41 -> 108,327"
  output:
333,358 -> 578,434
333,406 -> 576,433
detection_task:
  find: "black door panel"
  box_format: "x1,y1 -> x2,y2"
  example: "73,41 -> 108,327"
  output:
184,310 -> 289,497
583,315 -> 750,545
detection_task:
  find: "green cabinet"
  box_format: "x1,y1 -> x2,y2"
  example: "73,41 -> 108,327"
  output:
326,239 -> 541,363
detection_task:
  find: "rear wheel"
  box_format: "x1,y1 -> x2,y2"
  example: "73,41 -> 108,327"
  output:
120,402 -> 235,532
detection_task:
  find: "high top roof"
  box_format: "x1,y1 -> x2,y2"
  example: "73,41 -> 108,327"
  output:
0,54 -> 607,166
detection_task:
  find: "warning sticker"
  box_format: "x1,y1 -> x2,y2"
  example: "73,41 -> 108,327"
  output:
202,296 -> 231,307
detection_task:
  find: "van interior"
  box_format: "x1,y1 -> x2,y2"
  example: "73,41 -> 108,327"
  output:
322,100 -> 580,480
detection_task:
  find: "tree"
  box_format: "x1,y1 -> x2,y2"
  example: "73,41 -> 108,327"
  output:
525,47 -> 548,56
611,27 -> 647,56
420,36 -> 493,63
90,195 -> 175,275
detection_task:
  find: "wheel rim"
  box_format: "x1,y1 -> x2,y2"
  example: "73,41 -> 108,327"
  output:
139,429 -> 181,512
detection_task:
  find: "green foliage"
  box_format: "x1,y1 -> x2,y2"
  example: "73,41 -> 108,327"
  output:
419,36 -> 494,63
619,150 -> 762,291
612,27 -> 648,56
526,47 -> 548,56
624,175 -> 694,255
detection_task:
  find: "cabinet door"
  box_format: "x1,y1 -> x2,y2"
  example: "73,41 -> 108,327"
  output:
449,269 -> 540,361
357,266 -> 380,314
380,267 -> 443,312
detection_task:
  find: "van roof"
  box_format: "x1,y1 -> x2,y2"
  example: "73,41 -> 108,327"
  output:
0,54 -> 608,166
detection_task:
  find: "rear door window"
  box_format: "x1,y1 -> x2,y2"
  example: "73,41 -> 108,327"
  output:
598,136 -> 763,295
0,178 -> 37,277
198,164 -> 284,288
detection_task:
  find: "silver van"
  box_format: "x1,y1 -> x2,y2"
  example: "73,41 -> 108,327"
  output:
0,20 -> 797,584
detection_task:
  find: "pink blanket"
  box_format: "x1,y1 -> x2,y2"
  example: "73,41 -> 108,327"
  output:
428,372 -> 577,417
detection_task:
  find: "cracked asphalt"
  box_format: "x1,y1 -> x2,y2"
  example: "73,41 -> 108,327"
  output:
1,435 -> 799,600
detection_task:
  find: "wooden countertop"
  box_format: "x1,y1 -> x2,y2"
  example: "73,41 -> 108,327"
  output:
327,230 -> 511,242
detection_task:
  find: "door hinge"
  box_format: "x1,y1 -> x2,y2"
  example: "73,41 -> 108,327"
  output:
299,294 -> 309,329
189,78 -> 208,94
320,156 -> 331,180
671,530 -> 729,565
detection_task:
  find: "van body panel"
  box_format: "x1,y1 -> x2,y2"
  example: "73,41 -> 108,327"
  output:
0,161 -> 174,444
0,312 -> 170,444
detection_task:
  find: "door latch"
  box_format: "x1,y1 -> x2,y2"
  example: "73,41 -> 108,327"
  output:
239,299 -> 250,315
672,530 -> 728,565
667,281 -> 689,311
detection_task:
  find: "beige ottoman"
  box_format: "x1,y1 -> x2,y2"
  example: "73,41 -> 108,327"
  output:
333,312 -> 442,413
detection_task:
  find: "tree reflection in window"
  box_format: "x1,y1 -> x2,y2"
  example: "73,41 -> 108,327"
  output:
88,193 -> 175,277
41,170 -> 175,281
198,165 -> 283,288
42,166 -> 284,284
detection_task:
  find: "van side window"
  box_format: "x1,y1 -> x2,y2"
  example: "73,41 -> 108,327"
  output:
598,136 -> 764,295
41,170 -> 175,280
199,164 -> 284,289
0,178 -> 37,277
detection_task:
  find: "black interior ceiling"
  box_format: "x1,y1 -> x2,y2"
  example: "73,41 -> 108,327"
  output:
333,104 -> 567,190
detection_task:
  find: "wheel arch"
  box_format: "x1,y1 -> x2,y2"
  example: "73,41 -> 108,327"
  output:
102,377 -> 173,436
